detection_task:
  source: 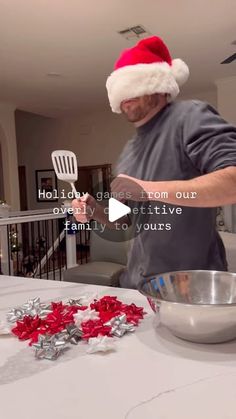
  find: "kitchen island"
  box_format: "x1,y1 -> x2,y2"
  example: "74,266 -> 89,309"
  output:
1,275 -> 236,419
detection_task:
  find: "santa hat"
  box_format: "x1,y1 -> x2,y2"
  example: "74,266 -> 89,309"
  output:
106,36 -> 189,113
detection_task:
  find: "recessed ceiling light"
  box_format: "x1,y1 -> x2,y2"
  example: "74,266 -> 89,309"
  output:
46,72 -> 62,77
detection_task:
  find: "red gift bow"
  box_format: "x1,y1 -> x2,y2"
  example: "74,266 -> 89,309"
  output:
12,303 -> 87,345
11,296 -> 146,344
12,315 -> 47,344
45,302 -> 87,335
90,296 -> 145,326
81,319 -> 112,340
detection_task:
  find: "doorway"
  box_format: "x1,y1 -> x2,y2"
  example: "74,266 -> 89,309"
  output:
18,166 -> 28,210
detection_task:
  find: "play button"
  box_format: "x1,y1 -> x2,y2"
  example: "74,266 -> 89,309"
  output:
108,198 -> 131,222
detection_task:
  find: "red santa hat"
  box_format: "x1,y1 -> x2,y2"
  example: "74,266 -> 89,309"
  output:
106,36 -> 189,113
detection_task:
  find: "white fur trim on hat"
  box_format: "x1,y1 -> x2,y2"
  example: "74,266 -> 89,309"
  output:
106,61 -> 189,113
171,59 -> 189,86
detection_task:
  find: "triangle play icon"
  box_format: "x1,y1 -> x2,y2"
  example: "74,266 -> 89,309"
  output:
108,198 -> 131,222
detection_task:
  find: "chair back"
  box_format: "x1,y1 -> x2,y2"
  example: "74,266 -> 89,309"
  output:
90,223 -> 130,265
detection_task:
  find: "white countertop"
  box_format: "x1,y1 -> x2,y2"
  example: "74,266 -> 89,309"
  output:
1,275 -> 236,419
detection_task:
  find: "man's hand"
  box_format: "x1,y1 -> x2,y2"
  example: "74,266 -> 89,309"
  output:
111,174 -> 147,201
72,193 -> 126,229
72,194 -> 97,223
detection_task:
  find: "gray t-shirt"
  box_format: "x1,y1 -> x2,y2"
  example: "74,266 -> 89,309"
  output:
115,100 -> 236,289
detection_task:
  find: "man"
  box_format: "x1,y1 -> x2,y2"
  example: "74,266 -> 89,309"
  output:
73,36 -> 236,289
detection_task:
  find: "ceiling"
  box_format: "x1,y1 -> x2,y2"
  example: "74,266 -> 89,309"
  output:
0,0 -> 235,117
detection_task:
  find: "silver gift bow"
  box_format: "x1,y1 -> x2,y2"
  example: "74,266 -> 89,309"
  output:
67,298 -> 86,307
65,324 -> 83,345
32,324 -> 83,360
7,297 -> 52,323
32,333 -> 68,360
7,296 -> 89,324
105,314 -> 135,338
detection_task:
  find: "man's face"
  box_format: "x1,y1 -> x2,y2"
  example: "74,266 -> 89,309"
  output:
120,94 -> 161,123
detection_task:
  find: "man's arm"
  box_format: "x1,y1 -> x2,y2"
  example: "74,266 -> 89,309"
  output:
111,166 -> 236,207
112,101 -> 236,208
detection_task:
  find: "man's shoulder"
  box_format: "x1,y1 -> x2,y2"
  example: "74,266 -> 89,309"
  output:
172,99 -> 217,114
173,99 -> 208,110
169,100 -> 219,124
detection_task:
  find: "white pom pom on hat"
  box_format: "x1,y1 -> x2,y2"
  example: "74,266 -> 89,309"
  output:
106,36 -> 189,113
171,58 -> 189,86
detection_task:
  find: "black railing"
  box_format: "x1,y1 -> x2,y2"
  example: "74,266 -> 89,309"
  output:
0,211 -> 90,280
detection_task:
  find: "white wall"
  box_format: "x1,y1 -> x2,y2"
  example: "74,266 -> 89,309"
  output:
0,103 -> 20,210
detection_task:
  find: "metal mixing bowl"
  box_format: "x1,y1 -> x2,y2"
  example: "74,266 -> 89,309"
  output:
138,270 -> 236,343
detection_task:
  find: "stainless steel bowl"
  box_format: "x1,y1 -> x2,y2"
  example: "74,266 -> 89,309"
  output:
138,270 -> 236,343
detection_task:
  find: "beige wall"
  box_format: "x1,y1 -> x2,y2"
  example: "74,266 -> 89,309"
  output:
216,76 -> 236,124
0,103 -> 20,210
0,143 -> 4,200
16,88 -> 218,210
16,108 -> 134,209
179,89 -> 218,108
16,111 -> 60,210
215,76 -> 236,232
